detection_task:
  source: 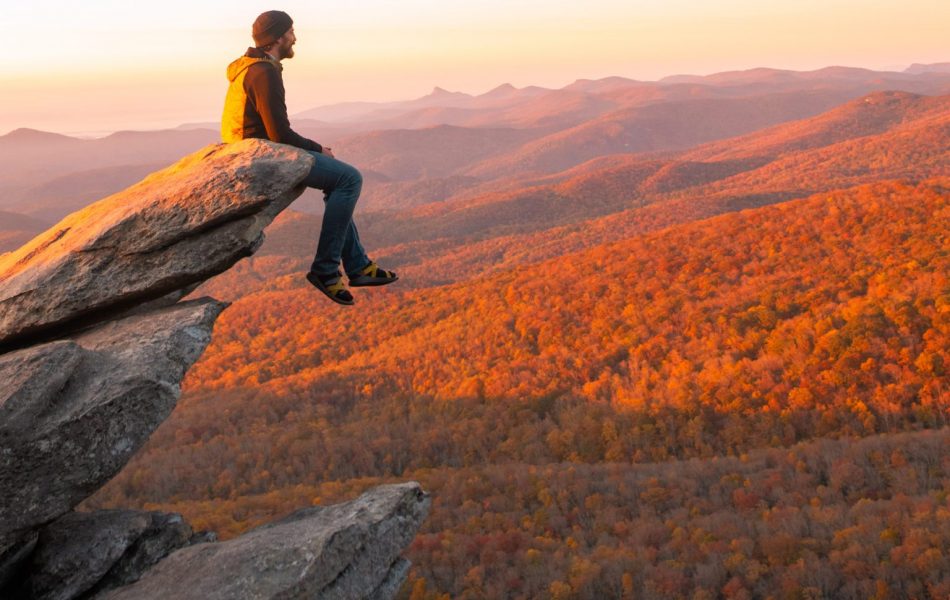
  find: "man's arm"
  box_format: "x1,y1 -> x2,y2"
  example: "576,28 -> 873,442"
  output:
245,63 -> 324,153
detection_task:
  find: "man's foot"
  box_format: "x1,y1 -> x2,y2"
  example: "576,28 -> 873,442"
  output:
348,261 -> 398,287
306,271 -> 354,305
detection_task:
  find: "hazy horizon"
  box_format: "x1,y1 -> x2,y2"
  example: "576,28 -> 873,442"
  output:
3,0 -> 948,136
4,61 -> 947,138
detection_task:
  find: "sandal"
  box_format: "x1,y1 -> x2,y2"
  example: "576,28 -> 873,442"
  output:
347,261 -> 398,287
306,271 -> 354,305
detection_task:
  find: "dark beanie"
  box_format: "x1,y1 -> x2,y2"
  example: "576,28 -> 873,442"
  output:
252,10 -> 293,47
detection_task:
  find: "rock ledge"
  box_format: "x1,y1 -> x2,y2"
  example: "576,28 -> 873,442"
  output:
0,140 -> 429,600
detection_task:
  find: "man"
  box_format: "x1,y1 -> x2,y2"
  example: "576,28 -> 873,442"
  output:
222,10 -> 397,305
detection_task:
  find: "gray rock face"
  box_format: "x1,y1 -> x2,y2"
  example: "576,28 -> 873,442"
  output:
28,510 -> 149,600
0,298 -> 226,550
88,512 -> 196,594
0,141 -> 429,600
97,483 -> 431,600
13,510 -> 194,600
0,532 -> 38,592
368,558 -> 412,600
0,139 -> 313,350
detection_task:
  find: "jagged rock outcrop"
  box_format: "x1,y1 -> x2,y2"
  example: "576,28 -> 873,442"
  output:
16,509 -> 197,600
0,299 -> 226,554
0,139 -> 313,351
0,299 -> 225,550
0,533 -> 38,592
0,139 -> 430,599
97,483 -> 431,600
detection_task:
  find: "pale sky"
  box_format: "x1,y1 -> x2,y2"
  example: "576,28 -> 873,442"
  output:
2,0 -> 947,136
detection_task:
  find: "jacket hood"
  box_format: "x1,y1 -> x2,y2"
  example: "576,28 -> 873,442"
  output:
226,48 -> 280,82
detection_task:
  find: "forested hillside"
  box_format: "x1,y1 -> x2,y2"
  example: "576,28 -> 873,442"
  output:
98,429 -> 950,599
193,92 -> 949,304
4,69 -> 938,600
89,176 -> 949,598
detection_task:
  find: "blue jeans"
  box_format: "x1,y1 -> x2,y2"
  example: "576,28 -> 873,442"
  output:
302,151 -> 372,277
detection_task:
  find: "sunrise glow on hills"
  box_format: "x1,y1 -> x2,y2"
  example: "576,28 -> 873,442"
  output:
2,0 -> 950,597
54,75 -> 943,597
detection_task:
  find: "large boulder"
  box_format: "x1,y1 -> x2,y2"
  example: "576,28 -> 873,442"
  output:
86,511 -> 207,595
0,140 -> 429,600
13,509 -> 195,600
96,483 -> 431,600
0,532 -> 38,592
0,298 -> 226,552
0,139 -> 313,350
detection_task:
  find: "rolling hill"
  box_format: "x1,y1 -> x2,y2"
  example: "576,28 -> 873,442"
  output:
322,124 -> 552,180
183,89 -> 949,305
0,211 -> 50,253
11,66 -> 938,599
0,128 -> 217,211
295,66 -> 950,130
3,66 -> 949,226
461,90 -> 898,179
8,163 -> 165,222
680,90 -> 950,162
89,177 -> 949,598
89,428 -> 950,599
351,92 -> 950,249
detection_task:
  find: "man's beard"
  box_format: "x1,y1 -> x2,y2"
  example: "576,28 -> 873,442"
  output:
282,43 -> 295,59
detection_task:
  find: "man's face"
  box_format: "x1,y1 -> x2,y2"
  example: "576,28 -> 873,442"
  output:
277,27 -> 296,60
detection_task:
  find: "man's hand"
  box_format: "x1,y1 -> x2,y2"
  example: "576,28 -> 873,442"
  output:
321,146 -> 335,159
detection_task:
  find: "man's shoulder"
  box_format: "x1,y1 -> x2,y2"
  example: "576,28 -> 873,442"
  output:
238,48 -> 280,72
227,49 -> 279,84
246,60 -> 278,73
247,58 -> 281,77
244,59 -> 282,85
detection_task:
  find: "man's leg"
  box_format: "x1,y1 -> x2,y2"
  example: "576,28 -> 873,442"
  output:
340,220 -> 371,276
302,151 -> 397,301
303,152 -> 364,276
341,218 -> 399,286
339,221 -> 397,285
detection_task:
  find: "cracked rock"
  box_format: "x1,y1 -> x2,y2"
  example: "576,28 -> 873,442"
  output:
0,299 -> 226,550
7,510 -> 194,600
96,483 -> 431,600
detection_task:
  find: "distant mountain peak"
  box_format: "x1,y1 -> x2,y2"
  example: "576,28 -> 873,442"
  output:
0,128 -> 79,142
5,127 -> 42,136
422,86 -> 472,104
480,83 -> 519,98
418,86 -> 473,105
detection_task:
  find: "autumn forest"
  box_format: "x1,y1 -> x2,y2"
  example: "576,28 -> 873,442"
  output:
11,67 -> 943,598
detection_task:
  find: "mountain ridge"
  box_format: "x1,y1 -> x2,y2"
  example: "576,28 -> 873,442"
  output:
4,68 -> 943,598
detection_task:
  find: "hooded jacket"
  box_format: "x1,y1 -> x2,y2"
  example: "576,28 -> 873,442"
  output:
221,47 -> 322,152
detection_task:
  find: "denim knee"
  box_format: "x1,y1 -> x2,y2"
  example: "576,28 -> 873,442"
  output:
339,164 -> 363,190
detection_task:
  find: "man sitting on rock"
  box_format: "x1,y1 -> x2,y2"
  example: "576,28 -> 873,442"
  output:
221,10 -> 397,305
